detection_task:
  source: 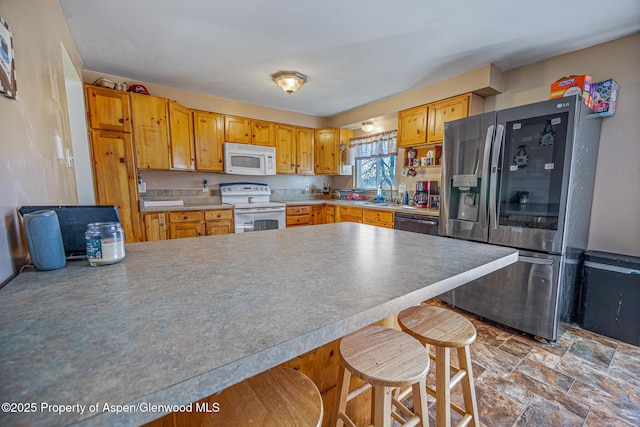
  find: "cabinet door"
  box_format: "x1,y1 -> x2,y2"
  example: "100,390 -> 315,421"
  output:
310,205 -> 324,225
398,105 -> 427,147
315,129 -> 338,174
168,101 -> 195,170
296,127 -> 315,175
427,94 -> 470,144
275,124 -> 296,174
90,130 -> 141,243
224,115 -> 251,144
363,209 -> 394,228
131,93 -> 170,169
85,86 -> 131,132
193,110 -> 224,172
325,206 -> 335,223
169,222 -> 204,239
143,213 -> 167,241
204,210 -> 234,235
251,120 -> 275,147
336,206 -> 363,223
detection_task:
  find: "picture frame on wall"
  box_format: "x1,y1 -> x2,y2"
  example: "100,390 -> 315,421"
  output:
0,17 -> 17,100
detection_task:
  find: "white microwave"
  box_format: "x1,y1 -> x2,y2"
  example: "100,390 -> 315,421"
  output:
224,142 -> 276,175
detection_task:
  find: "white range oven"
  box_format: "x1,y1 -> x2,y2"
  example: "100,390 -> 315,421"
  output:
220,182 -> 286,233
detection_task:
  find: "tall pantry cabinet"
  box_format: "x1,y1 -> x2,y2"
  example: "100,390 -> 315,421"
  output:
85,85 -> 142,243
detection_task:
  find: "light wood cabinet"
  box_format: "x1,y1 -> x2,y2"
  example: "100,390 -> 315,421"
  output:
85,86 -> 132,132
427,95 -> 470,144
142,212 -> 168,241
204,210 -> 234,235
336,206 -> 363,223
225,115 -> 275,147
89,130 -> 141,243
275,124 -> 297,174
296,127 -> 315,175
286,205 -> 311,227
310,205 -> 324,225
250,120 -> 275,147
165,209 -> 233,240
276,125 -> 315,175
325,206 -> 335,223
224,115 -> 251,144
193,110 -> 224,172
398,105 -> 428,147
363,209 -> 394,228
168,101 -> 195,170
168,211 -> 204,239
131,93 -> 170,169
398,93 -> 484,147
315,128 -> 339,174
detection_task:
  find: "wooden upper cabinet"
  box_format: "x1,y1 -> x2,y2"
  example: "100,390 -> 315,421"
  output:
315,128 -> 338,175
224,115 -> 251,144
296,127 -> 315,175
168,101 -> 195,170
251,120 -> 275,147
427,94 -> 470,144
90,129 -> 141,243
275,124 -> 296,174
193,110 -> 224,172
398,105 -> 428,147
130,93 -> 170,169
85,86 -> 131,132
398,93 -> 484,147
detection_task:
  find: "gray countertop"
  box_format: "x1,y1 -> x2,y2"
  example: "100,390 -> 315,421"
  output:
0,223 -> 517,426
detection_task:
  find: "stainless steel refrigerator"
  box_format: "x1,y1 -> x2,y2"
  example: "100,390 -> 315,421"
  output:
438,95 -> 602,341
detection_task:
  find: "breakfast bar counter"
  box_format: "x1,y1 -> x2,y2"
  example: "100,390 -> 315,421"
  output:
0,223 -> 517,426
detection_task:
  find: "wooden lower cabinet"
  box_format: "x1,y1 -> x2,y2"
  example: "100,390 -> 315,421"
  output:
143,209 -> 233,241
143,213 -> 168,241
204,210 -> 234,235
336,206 -> 363,223
286,205 -> 311,227
362,209 -> 394,228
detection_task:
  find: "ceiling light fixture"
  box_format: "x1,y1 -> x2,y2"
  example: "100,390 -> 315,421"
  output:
361,121 -> 374,132
272,71 -> 306,94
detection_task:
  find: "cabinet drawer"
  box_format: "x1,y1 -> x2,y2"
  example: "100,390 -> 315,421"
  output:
287,215 -> 310,226
287,205 -> 311,216
204,210 -> 233,221
338,207 -> 363,218
169,211 -> 204,223
363,209 -> 394,224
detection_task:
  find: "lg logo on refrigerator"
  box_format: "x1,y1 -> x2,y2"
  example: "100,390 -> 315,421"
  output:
557,102 -> 570,108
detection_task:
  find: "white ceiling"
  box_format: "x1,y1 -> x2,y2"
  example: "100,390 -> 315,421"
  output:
58,0 -> 640,118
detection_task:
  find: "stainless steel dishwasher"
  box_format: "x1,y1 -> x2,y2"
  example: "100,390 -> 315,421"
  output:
393,212 -> 439,235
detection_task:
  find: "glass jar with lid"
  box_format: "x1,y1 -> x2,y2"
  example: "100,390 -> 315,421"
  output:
85,222 -> 126,266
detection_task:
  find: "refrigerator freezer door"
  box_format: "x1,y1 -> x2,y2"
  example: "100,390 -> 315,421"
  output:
440,112 -> 496,242
489,98 -> 580,253
439,251 -> 562,341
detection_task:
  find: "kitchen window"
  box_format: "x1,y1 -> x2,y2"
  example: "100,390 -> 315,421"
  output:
352,130 -> 397,189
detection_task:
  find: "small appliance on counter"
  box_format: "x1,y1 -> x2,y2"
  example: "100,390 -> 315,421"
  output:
414,181 -> 439,208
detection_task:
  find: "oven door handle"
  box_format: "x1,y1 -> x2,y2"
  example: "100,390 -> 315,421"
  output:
235,207 -> 285,214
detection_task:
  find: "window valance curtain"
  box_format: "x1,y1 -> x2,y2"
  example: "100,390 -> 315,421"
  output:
351,130 -> 397,159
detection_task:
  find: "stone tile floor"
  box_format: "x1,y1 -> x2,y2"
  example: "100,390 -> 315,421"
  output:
414,300 -> 640,426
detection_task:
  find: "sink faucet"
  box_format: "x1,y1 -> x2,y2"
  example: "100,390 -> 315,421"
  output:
380,178 -> 393,203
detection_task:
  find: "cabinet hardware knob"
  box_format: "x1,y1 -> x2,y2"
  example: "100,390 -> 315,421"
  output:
119,158 -> 125,163
119,118 -> 124,123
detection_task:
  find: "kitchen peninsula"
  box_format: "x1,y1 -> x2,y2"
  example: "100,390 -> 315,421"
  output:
0,223 -> 517,426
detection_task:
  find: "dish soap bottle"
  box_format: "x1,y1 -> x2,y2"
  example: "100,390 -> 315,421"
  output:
375,185 -> 383,201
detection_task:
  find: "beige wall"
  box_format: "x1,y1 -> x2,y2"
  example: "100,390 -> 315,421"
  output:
0,0 -> 85,283
486,33 -> 640,257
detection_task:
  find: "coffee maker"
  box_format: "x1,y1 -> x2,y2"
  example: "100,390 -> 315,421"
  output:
414,181 -> 439,208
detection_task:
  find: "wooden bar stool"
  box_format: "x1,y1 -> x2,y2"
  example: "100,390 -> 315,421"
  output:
203,365 -> 323,427
398,305 -> 479,427
332,325 -> 430,427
